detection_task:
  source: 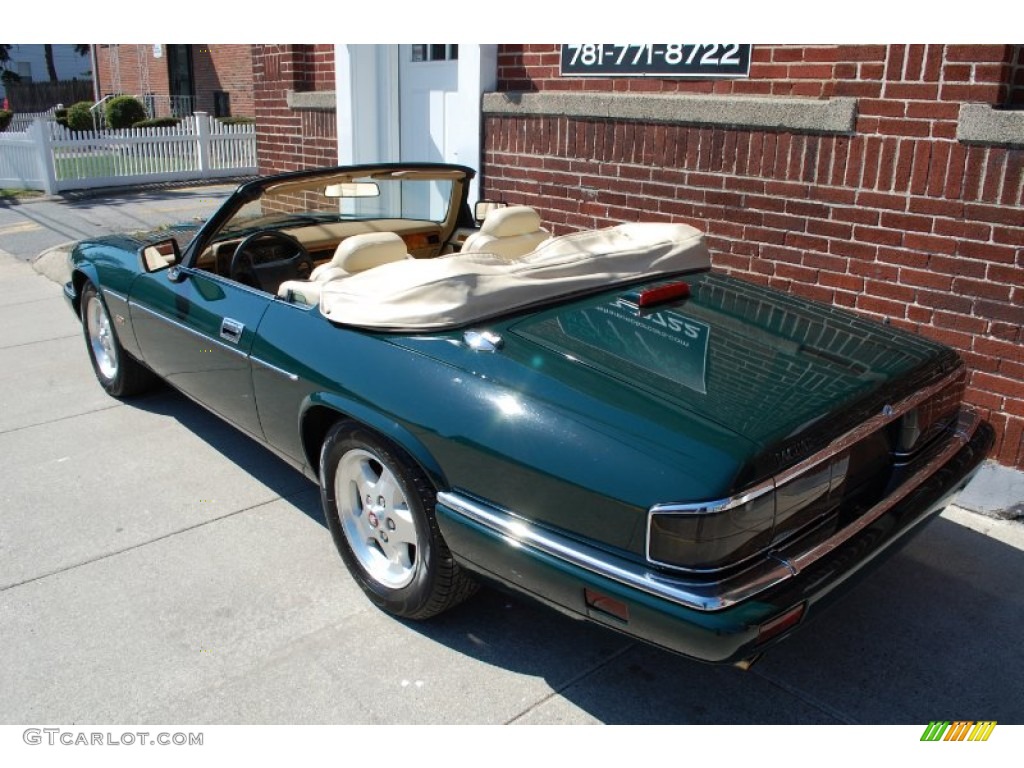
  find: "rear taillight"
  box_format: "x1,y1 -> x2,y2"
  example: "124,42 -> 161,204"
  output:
647,486 -> 775,572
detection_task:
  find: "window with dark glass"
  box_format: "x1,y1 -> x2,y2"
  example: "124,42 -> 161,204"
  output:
214,90 -> 230,117
411,45 -> 458,62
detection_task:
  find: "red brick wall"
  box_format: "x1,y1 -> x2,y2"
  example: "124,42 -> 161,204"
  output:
94,44 -> 253,117
486,44 -> 1024,468
252,44 -> 337,181
191,45 -> 254,116
498,44 -> 1016,103
95,45 -> 170,102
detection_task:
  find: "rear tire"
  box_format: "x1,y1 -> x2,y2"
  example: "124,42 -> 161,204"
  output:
80,281 -> 155,397
320,422 -> 478,619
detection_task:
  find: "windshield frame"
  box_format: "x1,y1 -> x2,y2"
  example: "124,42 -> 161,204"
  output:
181,162 -> 476,269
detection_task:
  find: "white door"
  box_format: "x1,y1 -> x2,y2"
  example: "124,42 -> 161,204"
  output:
399,44 -> 459,219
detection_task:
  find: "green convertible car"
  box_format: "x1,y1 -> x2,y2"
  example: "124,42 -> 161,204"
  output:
65,163 -> 992,666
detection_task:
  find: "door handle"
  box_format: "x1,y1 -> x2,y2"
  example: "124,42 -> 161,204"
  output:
220,318 -> 244,344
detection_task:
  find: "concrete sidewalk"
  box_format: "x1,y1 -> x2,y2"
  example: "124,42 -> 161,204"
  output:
1,218 -> 1023,723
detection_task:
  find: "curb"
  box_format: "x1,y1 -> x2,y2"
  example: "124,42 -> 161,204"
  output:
32,242 -> 76,285
954,462 -> 1024,521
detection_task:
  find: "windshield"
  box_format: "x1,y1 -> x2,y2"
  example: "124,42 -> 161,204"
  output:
218,176 -> 456,239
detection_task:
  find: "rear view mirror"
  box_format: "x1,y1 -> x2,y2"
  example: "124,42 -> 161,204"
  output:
474,200 -> 507,224
139,238 -> 180,273
324,182 -> 380,198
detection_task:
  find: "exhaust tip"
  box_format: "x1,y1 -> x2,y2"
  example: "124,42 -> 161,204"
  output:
733,653 -> 763,671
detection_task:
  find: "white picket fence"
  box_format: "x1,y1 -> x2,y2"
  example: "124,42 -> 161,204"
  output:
0,112 -> 256,193
8,109 -> 57,133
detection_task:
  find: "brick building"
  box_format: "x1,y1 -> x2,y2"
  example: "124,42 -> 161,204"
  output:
252,44 -> 337,176
251,44 -> 1023,469
93,44 -> 255,118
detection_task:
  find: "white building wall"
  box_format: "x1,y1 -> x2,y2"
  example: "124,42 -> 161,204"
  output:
334,44 -> 496,206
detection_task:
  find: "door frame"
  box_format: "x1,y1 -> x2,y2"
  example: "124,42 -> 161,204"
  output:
335,44 -> 496,207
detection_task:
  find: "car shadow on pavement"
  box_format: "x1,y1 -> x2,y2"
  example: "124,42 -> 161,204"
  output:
126,386 -> 326,527
115,386 -> 1024,724
395,516 -> 1024,724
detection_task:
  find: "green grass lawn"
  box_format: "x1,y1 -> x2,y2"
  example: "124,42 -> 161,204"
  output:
0,188 -> 44,200
54,151 -> 194,180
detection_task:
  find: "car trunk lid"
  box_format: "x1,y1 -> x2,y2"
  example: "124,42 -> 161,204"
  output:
509,271 -> 960,482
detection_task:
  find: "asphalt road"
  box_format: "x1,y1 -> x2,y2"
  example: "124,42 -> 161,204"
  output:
0,187 -> 1023,727
0,183 -> 239,261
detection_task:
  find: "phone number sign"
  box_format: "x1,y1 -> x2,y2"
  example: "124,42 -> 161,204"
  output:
560,44 -> 751,78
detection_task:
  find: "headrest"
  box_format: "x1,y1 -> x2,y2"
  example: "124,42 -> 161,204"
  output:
480,206 -> 543,237
332,232 -> 408,273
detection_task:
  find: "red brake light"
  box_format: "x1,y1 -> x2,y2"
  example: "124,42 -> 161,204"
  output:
637,281 -> 691,308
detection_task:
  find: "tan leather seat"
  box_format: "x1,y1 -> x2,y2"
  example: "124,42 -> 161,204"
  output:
278,231 -> 409,305
461,206 -> 550,259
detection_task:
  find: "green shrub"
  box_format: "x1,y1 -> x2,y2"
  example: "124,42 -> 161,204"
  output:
66,101 -> 95,131
0,109 -> 12,132
132,117 -> 181,129
105,96 -> 148,130
217,116 -> 255,125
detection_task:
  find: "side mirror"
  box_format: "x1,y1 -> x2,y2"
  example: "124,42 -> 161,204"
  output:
474,200 -> 507,225
139,238 -> 180,273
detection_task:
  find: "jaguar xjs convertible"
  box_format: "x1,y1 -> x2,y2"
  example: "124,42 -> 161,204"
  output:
64,162 -> 993,666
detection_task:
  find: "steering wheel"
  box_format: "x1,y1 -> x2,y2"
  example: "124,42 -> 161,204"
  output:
229,231 -> 314,292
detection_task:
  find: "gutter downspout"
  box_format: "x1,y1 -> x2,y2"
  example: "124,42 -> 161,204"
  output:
90,45 -> 101,102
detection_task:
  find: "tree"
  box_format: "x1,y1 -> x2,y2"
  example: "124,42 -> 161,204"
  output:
43,45 -> 57,82
0,44 -> 20,85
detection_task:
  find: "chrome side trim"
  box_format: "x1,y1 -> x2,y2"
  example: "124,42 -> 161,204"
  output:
101,287 -> 129,305
128,300 -> 249,360
177,267 -> 271,300
438,406 -> 980,613
437,490 -> 767,612
251,355 -> 299,382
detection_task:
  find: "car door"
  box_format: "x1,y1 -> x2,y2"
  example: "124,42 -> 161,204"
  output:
129,266 -> 269,440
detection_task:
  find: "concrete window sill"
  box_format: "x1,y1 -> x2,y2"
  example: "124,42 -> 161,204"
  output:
957,104 -> 1024,148
483,91 -> 858,135
286,90 -> 337,111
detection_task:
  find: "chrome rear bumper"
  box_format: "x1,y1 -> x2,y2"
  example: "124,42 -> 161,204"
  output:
438,406 -> 988,613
